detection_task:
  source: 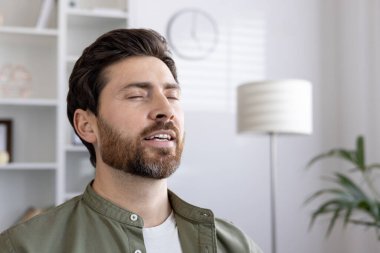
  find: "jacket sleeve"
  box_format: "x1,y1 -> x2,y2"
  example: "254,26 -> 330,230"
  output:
215,218 -> 263,253
0,231 -> 15,253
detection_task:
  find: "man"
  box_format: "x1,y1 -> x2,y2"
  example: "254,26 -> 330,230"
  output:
0,29 -> 262,253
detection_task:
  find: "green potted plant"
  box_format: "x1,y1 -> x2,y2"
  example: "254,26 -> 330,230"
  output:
305,136 -> 380,239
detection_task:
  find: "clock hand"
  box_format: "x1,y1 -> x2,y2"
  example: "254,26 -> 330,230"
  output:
190,12 -> 203,50
191,11 -> 197,39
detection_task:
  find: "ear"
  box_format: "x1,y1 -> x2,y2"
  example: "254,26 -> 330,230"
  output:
73,109 -> 98,144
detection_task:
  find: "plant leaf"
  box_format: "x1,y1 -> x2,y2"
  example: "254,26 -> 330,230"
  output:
326,208 -> 342,237
343,207 -> 353,228
334,173 -> 367,200
358,200 -> 380,222
356,136 -> 366,172
306,149 -> 358,169
349,219 -> 380,228
368,164 -> 380,170
304,188 -> 346,205
309,199 -> 349,230
356,199 -> 372,214
305,135 -> 380,239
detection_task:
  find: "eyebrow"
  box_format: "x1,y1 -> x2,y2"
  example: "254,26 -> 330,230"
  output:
120,82 -> 181,91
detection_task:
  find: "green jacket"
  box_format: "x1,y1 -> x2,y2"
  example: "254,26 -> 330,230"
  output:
0,184 -> 263,253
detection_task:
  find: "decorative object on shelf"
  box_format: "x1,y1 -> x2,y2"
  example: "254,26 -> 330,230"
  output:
68,0 -> 78,8
237,79 -> 313,253
0,150 -> 9,164
305,136 -> 380,239
0,64 -> 32,98
36,0 -> 55,29
0,119 -> 12,164
166,8 -> 219,60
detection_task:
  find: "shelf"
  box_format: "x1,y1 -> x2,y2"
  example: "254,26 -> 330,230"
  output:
0,26 -> 58,37
0,98 -> 58,107
66,13 -> 128,56
0,163 -> 57,171
67,8 -> 128,19
0,0 -> 130,231
65,145 -> 87,152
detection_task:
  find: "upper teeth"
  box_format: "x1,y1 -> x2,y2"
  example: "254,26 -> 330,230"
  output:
148,134 -> 171,140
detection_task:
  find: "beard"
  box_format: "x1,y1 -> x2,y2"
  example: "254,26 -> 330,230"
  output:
97,115 -> 184,179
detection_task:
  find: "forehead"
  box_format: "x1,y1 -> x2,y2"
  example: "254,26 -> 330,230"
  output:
103,56 -> 176,87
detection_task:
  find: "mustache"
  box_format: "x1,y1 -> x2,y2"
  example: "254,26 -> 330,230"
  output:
140,121 -> 180,139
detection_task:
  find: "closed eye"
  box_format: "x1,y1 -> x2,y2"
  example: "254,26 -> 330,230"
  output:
127,95 -> 145,99
167,96 -> 179,100
125,91 -> 147,100
165,90 -> 180,101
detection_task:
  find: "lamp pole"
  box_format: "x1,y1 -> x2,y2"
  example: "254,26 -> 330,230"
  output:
269,132 -> 277,253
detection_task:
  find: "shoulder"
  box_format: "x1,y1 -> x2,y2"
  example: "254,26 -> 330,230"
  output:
215,217 -> 263,253
0,230 -> 13,253
168,190 -> 263,252
0,196 -> 82,252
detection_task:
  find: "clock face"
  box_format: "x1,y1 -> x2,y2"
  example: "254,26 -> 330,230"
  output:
166,9 -> 219,60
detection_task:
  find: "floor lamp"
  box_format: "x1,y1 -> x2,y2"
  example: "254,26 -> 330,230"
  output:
237,80 -> 313,253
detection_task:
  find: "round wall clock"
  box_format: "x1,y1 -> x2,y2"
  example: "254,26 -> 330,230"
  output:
166,8 -> 219,60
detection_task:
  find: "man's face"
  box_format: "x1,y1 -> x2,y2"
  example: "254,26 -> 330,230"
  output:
96,56 -> 184,179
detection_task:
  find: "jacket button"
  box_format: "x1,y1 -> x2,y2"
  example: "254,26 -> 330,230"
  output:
130,214 -> 138,221
134,250 -> 142,253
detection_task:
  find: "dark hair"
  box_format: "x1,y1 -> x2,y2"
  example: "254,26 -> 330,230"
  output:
67,28 -> 178,167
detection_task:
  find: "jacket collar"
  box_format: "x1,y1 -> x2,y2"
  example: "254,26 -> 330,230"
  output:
82,183 -> 214,226
168,190 -> 214,224
82,182 -> 145,227
83,182 -> 217,253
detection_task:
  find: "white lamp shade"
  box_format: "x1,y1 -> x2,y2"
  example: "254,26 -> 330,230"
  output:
237,79 -> 313,134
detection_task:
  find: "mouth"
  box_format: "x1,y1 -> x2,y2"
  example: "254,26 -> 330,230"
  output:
143,130 -> 176,148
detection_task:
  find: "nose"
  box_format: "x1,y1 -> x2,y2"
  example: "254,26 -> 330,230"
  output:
148,94 -> 175,122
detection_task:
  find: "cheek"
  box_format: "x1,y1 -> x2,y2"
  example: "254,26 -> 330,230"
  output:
101,109 -> 144,136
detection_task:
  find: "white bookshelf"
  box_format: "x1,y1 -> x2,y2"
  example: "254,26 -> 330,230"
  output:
0,0 -> 129,232
67,8 -> 128,19
0,163 -> 57,171
0,98 -> 58,107
0,26 -> 58,36
65,145 -> 87,152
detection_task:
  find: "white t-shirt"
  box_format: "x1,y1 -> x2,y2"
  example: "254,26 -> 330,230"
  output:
142,212 -> 183,253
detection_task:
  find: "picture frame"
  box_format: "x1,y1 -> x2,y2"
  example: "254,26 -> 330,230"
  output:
0,120 -> 12,163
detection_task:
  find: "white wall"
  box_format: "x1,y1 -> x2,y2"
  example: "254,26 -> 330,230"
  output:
329,0 -> 380,252
262,1 -> 324,252
130,0 -> 380,253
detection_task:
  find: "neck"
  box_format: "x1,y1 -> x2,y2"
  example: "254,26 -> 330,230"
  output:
92,164 -> 171,228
